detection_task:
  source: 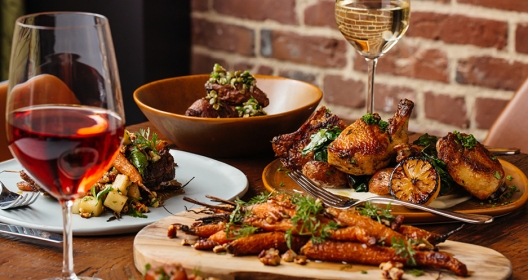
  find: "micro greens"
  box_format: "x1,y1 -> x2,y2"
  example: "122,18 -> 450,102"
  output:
453,131 -> 477,149
362,113 -> 389,132
285,194 -> 339,248
391,237 -> 418,266
356,201 -> 394,224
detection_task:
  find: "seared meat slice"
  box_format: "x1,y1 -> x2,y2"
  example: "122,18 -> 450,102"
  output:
302,160 -> 349,188
327,99 -> 414,176
205,82 -> 269,107
143,141 -> 176,189
271,106 -> 348,171
436,132 -> 505,200
185,98 -> 238,118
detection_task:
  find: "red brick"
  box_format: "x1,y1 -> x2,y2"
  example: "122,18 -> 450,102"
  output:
474,97 -> 509,129
516,23 -> 528,54
257,65 -> 274,75
304,0 -> 336,28
406,12 -> 507,50
192,18 -> 254,56
191,0 -> 208,11
212,0 -> 298,25
190,53 -> 228,74
261,30 -> 347,68
323,75 -> 365,109
457,0 -> 528,13
233,62 -> 254,72
354,42 -> 449,83
456,56 -> 528,91
373,84 -> 417,116
277,69 -> 317,85
424,92 -> 468,128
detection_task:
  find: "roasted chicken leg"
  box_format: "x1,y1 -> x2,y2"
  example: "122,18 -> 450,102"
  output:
327,99 -> 414,175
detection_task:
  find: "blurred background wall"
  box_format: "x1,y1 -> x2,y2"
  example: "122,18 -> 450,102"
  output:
189,0 -> 528,140
0,0 -> 191,125
2,0 -> 527,139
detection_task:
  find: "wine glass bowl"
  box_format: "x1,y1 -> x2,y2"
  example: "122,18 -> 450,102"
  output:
6,12 -> 125,279
335,0 -> 410,113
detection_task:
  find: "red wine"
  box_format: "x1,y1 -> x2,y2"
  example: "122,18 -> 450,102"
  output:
7,106 -> 124,199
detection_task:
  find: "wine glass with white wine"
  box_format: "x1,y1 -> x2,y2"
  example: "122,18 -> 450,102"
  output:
335,0 -> 410,113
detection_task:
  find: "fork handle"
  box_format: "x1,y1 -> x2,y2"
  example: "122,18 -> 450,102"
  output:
369,197 -> 494,224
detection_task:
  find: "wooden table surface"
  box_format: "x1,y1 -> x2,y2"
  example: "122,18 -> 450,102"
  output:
1,122 -> 527,279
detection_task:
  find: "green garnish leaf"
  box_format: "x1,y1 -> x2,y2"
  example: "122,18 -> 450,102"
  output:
453,131 -> 477,149
407,269 -> 424,276
302,126 -> 342,162
285,194 -> 339,248
356,201 -> 394,224
361,113 -> 389,132
494,171 -> 502,180
391,237 -> 417,266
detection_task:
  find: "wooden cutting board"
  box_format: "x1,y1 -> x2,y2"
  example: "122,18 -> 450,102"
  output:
134,210 -> 512,280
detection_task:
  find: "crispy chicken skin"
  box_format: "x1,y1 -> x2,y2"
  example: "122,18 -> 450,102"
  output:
271,106 -> 348,171
301,161 -> 349,188
436,132 -> 505,200
327,99 -> 414,176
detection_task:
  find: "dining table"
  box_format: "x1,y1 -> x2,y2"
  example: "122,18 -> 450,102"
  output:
1,121 -> 528,279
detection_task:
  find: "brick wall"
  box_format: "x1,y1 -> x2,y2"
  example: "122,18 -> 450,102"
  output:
190,0 -> 528,140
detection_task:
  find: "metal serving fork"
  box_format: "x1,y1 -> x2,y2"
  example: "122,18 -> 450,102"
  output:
0,181 -> 40,210
288,170 -> 493,224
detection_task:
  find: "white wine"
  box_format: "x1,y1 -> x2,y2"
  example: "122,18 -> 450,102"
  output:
335,0 -> 410,59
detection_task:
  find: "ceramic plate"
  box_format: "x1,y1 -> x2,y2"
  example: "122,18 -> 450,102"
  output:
0,150 -> 248,236
262,159 -> 528,223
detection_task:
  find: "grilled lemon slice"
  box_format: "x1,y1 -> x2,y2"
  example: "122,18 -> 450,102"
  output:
389,157 -> 440,205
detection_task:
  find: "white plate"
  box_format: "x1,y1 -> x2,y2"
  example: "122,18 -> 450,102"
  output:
0,150 -> 248,236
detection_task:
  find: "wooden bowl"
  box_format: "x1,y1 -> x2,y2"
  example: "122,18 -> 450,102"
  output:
133,74 -> 322,157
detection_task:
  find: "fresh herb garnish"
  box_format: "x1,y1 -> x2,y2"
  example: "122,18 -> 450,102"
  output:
453,131 -> 477,149
361,113 -> 389,132
356,201 -> 394,224
227,224 -> 260,240
302,126 -> 342,162
285,194 -> 339,248
413,134 -> 456,196
391,237 -> 417,266
235,96 -> 267,117
407,269 -> 424,276
208,63 -> 256,92
246,191 -> 273,205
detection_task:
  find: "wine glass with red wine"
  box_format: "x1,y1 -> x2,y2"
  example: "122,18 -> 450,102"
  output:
6,12 -> 125,279
335,0 -> 410,113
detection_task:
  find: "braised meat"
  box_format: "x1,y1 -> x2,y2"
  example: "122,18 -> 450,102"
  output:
206,82 -> 269,107
436,132 -> 505,200
143,141 -> 176,189
185,64 -> 269,118
327,99 -> 414,176
185,98 -> 238,118
271,106 -> 348,171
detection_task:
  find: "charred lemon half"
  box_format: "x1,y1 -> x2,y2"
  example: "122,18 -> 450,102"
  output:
389,157 -> 440,205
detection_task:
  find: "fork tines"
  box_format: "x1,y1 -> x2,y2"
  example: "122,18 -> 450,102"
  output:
0,192 -> 40,210
288,170 -> 345,207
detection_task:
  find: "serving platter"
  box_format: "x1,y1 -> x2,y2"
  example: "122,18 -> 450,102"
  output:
262,159 -> 528,224
0,150 -> 248,236
133,209 -> 512,280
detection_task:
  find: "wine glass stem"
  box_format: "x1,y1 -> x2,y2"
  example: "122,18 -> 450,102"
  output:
60,199 -> 78,279
365,57 -> 378,114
